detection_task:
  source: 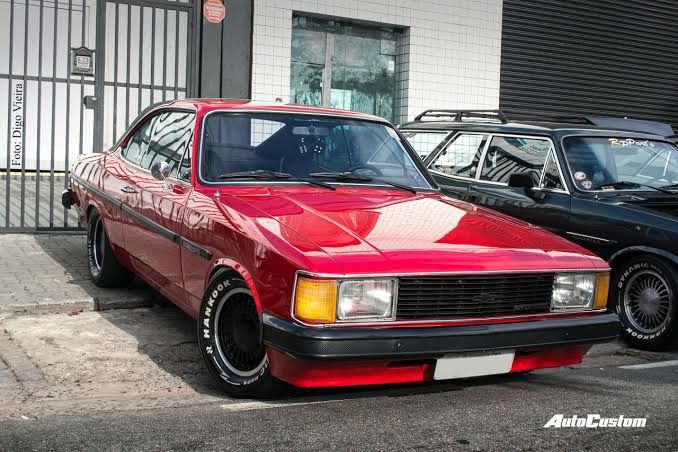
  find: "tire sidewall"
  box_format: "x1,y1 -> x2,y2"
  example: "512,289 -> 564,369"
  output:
87,211 -> 104,281
198,274 -> 270,390
613,257 -> 677,347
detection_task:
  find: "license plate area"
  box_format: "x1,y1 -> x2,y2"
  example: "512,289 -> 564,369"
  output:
433,350 -> 515,380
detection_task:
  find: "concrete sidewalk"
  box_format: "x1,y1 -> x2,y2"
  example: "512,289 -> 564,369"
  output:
0,234 -> 152,315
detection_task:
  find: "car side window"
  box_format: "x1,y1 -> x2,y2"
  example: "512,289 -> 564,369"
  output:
138,111 -> 196,177
480,136 -> 551,185
541,151 -> 565,190
428,133 -> 487,178
120,116 -> 157,166
177,144 -> 192,181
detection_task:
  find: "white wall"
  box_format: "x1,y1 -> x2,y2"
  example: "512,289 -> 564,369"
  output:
251,0 -> 503,123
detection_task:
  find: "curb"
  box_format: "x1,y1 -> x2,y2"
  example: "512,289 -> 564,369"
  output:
0,291 -> 154,316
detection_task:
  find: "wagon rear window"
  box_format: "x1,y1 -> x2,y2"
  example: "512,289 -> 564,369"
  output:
200,113 -> 432,189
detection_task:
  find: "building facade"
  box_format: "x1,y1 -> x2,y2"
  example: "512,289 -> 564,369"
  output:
1,0 -> 677,230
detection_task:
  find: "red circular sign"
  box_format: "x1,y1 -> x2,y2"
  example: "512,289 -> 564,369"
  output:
204,0 -> 226,24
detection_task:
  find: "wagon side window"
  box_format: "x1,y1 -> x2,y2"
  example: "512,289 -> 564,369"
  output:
428,133 -> 487,178
480,136 -> 551,185
541,150 -> 565,191
401,131 -> 450,160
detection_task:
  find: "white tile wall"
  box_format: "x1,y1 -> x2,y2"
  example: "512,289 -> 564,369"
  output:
251,0 -> 503,123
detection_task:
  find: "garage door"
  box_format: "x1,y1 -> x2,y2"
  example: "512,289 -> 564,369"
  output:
499,0 -> 678,128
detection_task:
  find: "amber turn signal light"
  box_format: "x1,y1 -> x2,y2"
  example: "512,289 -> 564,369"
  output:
595,273 -> 610,309
293,277 -> 337,324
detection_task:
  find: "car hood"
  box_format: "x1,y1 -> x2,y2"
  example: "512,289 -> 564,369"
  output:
614,194 -> 678,219
586,192 -> 678,226
222,187 -> 603,274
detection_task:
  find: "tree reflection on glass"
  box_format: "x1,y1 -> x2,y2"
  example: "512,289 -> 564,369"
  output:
290,16 -> 397,122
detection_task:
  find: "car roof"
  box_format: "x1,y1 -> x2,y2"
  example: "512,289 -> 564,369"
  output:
162,99 -> 389,123
398,119 -> 670,141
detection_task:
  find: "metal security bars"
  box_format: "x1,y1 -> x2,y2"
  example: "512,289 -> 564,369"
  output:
0,0 -> 197,231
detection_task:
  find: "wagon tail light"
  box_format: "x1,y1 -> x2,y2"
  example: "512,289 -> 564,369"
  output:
293,276 -> 397,324
551,272 -> 610,311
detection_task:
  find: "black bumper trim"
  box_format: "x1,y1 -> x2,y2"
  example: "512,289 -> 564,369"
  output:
262,313 -> 620,360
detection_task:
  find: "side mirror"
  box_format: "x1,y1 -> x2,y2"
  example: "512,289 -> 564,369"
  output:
150,161 -> 172,189
508,172 -> 535,190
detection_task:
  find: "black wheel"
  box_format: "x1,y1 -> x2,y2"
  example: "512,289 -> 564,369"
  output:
87,209 -> 133,288
198,269 -> 284,398
612,256 -> 678,350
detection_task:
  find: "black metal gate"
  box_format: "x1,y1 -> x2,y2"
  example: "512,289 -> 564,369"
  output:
1,0 -> 198,232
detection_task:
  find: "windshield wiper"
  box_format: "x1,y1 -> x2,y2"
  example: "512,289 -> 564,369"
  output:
594,181 -> 676,195
218,170 -> 335,190
308,171 -> 418,194
659,183 -> 678,190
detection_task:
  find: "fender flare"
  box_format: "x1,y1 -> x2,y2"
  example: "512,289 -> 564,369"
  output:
608,246 -> 678,268
206,258 -> 263,315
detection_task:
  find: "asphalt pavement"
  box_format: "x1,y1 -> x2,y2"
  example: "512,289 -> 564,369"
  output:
0,359 -> 676,451
0,307 -> 676,451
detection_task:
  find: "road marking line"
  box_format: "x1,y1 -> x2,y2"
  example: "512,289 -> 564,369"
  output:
221,399 -> 348,412
619,359 -> 678,370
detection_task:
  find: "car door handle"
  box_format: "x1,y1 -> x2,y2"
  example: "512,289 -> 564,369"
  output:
120,186 -> 137,193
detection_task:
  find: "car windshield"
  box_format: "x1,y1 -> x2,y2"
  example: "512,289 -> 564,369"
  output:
200,113 -> 433,189
562,136 -> 678,191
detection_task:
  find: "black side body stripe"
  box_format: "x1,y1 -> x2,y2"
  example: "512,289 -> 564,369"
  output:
71,173 -> 213,261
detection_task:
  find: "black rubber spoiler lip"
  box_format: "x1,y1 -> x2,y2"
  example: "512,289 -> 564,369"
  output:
263,313 -> 620,360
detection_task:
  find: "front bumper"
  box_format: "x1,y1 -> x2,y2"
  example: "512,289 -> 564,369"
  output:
262,313 -> 620,388
263,313 -> 620,360
61,188 -> 76,209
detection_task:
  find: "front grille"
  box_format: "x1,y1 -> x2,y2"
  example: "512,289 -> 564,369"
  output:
396,273 -> 554,320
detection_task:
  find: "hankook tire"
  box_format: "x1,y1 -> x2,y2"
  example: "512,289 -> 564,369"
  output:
198,269 -> 284,398
87,209 -> 133,288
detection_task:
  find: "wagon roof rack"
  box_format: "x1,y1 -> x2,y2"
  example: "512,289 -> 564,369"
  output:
413,109 -> 509,124
506,111 -> 675,135
502,110 -> 596,125
412,109 -> 675,135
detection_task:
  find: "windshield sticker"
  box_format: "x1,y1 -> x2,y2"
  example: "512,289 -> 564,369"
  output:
574,171 -> 587,181
608,138 -> 655,147
582,180 -> 593,190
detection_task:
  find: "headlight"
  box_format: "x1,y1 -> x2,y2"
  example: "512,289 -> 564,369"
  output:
337,279 -> 396,321
551,272 -> 610,311
293,276 -> 396,324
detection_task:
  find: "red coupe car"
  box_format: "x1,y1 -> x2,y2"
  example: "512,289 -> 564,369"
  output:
63,100 -> 619,397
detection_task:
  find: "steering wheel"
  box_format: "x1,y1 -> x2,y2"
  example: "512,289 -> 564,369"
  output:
347,164 -> 383,177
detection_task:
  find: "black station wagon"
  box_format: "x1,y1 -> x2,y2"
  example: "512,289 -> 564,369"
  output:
400,110 -> 678,350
